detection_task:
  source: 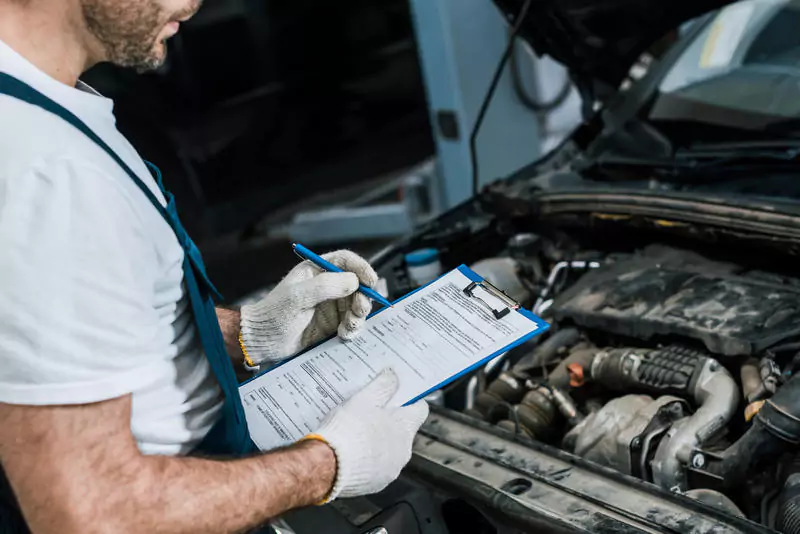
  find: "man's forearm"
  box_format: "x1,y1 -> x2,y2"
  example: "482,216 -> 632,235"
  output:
118,440 -> 335,533
1,396 -> 337,534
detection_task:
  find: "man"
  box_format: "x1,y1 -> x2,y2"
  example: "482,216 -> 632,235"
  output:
0,0 -> 428,532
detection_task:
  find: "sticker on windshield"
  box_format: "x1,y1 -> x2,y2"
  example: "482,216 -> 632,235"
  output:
700,2 -> 756,69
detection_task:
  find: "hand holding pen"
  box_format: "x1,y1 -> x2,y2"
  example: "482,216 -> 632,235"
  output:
292,243 -> 394,309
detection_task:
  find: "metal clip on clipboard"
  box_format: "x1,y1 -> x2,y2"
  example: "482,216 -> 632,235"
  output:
463,279 -> 521,320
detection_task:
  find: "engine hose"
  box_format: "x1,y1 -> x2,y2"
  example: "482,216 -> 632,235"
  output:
512,328 -> 581,373
547,346 -> 596,390
741,356 -> 782,421
591,346 -> 739,490
515,386 -> 560,442
475,328 -> 582,420
503,384 -> 584,440
704,373 -> 800,489
703,419 -> 789,489
474,371 -> 528,421
741,358 -> 763,403
778,495 -> 800,534
778,458 -> 800,534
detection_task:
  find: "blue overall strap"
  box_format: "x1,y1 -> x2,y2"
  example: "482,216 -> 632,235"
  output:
0,72 -> 253,456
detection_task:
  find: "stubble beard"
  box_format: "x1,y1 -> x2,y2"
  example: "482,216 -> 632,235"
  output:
81,0 -> 170,72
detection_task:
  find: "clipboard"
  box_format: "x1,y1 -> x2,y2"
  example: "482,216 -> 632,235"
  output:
394,265 -> 548,404
239,264 -> 549,450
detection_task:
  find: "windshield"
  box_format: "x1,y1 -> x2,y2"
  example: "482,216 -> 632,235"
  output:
650,0 -> 800,134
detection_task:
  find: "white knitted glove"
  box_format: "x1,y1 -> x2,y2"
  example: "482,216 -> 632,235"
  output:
240,250 -> 379,365
311,369 -> 429,501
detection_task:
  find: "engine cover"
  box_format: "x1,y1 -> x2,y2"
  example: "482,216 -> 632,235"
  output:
551,247 -> 800,356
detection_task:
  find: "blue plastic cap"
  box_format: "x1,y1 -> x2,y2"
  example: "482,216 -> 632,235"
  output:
405,248 -> 439,266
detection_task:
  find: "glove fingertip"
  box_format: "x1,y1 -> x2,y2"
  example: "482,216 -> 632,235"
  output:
350,294 -> 372,318
377,368 -> 400,390
346,308 -> 366,325
358,368 -> 400,406
337,319 -> 363,341
359,268 -> 379,289
401,400 -> 430,429
339,271 -> 360,290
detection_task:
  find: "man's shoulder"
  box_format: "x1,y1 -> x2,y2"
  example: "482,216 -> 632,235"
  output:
0,96 -> 173,244
0,96 -> 98,170
0,107 -> 146,233
0,98 -> 144,206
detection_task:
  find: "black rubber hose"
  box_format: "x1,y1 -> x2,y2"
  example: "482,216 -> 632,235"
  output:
706,373 -> 800,488
706,420 -> 789,486
474,372 -> 528,421
778,499 -> 800,534
516,386 -> 560,442
769,341 -> 800,354
777,457 -> 800,533
758,372 -> 800,442
475,328 -> 581,420
512,328 -> 581,373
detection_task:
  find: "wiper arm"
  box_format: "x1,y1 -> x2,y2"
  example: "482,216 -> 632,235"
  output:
762,118 -> 800,136
685,139 -> 800,152
576,154 -> 696,172
582,148 -> 800,184
587,142 -> 800,169
577,155 -> 706,184
676,144 -> 800,162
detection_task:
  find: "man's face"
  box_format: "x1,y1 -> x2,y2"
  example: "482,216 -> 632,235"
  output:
80,0 -> 202,71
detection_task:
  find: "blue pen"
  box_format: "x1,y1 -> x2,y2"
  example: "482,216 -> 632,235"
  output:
292,243 -> 394,308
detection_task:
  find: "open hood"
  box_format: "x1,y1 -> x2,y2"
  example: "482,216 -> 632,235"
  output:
493,0 -> 736,94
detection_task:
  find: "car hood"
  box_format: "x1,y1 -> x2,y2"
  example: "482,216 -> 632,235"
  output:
492,0 -> 736,93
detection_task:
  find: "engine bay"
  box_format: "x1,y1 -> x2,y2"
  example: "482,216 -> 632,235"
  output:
379,216 -> 800,531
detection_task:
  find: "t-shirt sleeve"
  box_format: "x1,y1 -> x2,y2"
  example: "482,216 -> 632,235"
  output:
0,157 -> 167,405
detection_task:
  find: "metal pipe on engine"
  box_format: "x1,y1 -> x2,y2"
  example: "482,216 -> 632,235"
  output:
590,346 -> 739,491
533,260 -> 600,315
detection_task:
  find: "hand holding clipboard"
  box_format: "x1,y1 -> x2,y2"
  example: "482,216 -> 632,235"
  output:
240,265 -> 549,451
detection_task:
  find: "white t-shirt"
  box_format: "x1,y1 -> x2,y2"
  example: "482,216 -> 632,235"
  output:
0,40 -> 223,456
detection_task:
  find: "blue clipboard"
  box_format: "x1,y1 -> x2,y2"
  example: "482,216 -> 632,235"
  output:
240,264 -> 550,406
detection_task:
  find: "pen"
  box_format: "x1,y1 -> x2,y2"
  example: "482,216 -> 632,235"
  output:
292,243 -> 394,309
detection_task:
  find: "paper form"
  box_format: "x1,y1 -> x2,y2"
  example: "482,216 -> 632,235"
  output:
239,267 -> 545,451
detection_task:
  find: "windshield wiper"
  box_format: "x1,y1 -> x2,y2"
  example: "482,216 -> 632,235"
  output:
677,141 -> 800,162
685,139 -> 800,152
582,146 -> 800,183
763,119 -> 800,137
577,154 -> 695,171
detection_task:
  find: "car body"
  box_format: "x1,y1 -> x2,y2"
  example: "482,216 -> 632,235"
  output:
285,1 -> 800,532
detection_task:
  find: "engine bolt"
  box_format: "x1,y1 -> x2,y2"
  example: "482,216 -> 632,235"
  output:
631,438 -> 641,448
692,453 -> 705,468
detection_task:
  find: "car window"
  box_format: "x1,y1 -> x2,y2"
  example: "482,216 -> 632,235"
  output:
655,0 -> 800,121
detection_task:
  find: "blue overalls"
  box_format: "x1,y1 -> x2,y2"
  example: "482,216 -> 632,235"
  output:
0,71 -> 255,533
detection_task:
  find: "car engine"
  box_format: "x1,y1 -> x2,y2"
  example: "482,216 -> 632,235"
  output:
446,240 -> 800,529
